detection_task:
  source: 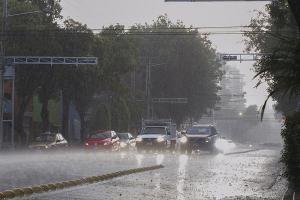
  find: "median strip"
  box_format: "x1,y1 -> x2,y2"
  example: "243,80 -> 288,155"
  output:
0,165 -> 164,199
224,148 -> 261,155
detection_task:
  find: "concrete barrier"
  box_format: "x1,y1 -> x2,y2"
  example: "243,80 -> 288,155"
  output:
0,164 -> 164,199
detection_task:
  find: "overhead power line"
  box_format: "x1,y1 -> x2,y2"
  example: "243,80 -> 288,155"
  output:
6,24 -> 271,31
2,30 -> 298,37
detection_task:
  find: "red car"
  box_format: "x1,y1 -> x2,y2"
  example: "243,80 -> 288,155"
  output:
84,130 -> 120,151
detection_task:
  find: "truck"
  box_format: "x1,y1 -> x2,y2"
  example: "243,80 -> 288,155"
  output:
136,119 -> 177,152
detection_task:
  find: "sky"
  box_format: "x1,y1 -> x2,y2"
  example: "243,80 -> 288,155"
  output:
60,0 -> 272,109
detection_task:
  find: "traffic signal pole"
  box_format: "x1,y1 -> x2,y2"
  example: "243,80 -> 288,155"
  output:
0,0 -> 8,149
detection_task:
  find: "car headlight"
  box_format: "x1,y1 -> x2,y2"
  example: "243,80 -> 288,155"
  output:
120,142 -> 127,148
205,137 -> 211,143
157,136 -> 164,143
180,136 -> 187,143
45,145 -> 49,149
104,141 -> 111,146
136,136 -> 143,142
85,142 -> 89,146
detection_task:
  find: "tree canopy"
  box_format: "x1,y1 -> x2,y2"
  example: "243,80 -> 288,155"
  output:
1,0 -> 222,145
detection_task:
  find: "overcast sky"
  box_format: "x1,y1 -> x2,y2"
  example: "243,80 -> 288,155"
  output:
60,0 -> 272,109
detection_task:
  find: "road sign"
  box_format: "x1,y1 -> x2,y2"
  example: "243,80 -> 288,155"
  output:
152,98 -> 188,104
5,56 -> 98,65
3,66 -> 15,78
222,55 -> 238,61
219,53 -> 272,62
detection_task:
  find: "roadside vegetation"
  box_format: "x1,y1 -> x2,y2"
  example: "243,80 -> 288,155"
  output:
0,1 -> 222,145
245,0 -> 300,188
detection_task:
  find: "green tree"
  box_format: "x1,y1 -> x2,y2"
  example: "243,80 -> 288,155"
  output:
55,18 -> 94,139
245,0 -> 300,118
129,15 -> 222,124
245,0 -> 300,187
85,25 -> 137,133
1,0 -> 62,144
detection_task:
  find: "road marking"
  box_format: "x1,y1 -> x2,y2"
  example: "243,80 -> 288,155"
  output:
0,165 -> 164,199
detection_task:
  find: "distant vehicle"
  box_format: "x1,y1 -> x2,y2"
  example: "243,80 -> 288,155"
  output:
84,130 -> 120,151
179,124 -> 219,154
136,119 -> 177,152
29,132 -> 68,150
117,132 -> 136,150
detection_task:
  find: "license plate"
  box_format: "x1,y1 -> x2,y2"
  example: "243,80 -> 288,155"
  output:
146,142 -> 153,146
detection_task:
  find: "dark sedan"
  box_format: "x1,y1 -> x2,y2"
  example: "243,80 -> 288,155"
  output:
29,132 -> 68,150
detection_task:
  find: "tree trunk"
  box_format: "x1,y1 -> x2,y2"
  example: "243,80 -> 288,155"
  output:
62,91 -> 70,140
79,112 -> 86,143
15,96 -> 30,146
288,0 -> 300,31
41,98 -> 50,132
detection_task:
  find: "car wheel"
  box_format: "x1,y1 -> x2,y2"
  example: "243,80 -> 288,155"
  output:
187,148 -> 192,154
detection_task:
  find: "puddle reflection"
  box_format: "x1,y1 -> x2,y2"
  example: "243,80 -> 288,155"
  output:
177,155 -> 188,200
156,154 -> 165,165
120,152 -> 127,159
135,154 -> 144,167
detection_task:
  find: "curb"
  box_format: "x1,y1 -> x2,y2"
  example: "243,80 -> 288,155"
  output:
224,149 -> 261,155
0,165 -> 164,199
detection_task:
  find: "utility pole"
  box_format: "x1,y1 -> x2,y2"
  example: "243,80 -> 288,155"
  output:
146,58 -> 151,119
0,0 -> 8,148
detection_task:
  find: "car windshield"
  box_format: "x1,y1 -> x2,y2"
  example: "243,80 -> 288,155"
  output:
35,134 -> 55,142
117,133 -> 129,139
90,131 -> 111,139
142,127 -> 166,135
187,127 -> 211,135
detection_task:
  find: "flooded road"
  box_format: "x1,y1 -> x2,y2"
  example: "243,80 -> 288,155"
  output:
0,146 -> 287,200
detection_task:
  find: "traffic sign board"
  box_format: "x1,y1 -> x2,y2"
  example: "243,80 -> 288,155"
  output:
219,53 -> 272,62
152,98 -> 188,104
5,56 -> 98,65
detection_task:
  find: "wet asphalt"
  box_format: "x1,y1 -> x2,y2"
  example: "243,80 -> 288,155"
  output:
0,146 -> 287,200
